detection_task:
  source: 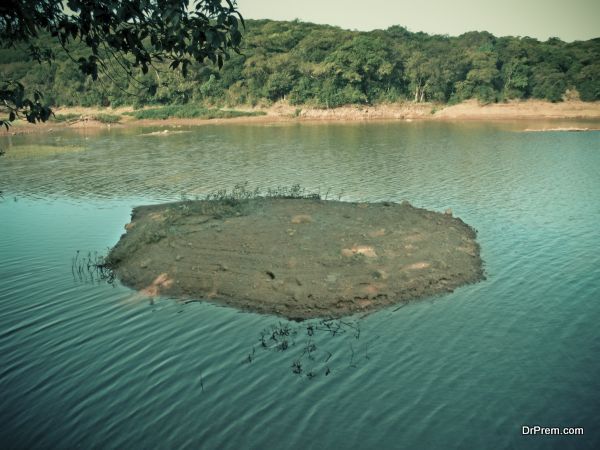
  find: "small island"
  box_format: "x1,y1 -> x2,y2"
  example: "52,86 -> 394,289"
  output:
105,193 -> 484,319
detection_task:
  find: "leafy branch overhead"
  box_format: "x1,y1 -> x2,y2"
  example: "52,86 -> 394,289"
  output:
0,80 -> 52,127
0,0 -> 244,128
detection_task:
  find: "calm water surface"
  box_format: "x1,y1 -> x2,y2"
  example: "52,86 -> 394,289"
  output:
1,122 -> 599,449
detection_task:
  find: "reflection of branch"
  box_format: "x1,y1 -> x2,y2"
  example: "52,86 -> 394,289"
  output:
349,343 -> 357,368
242,346 -> 256,364
393,299 -> 409,312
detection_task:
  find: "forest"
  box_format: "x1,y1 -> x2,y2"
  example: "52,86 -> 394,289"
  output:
1,19 -> 598,109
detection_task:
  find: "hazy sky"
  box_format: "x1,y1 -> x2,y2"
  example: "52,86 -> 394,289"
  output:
239,0 -> 599,42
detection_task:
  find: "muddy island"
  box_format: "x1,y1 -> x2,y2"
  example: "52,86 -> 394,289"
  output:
106,193 -> 483,319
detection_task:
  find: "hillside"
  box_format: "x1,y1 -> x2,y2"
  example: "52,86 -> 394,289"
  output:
1,19 -> 598,109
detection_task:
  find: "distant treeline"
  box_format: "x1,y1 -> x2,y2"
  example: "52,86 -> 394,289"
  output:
1,19 -> 598,108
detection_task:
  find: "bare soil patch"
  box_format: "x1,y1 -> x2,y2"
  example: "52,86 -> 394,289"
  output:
106,198 -> 484,319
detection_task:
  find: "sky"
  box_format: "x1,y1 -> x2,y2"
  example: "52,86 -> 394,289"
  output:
238,0 -> 600,42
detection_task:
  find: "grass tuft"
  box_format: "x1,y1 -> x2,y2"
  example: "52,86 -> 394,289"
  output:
124,105 -> 266,120
90,113 -> 121,123
172,183 -> 322,221
52,113 -> 81,122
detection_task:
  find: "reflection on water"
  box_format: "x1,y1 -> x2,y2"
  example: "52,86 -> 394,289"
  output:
1,122 -> 600,449
2,121 -> 598,214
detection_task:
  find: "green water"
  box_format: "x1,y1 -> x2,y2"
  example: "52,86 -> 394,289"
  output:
1,122 -> 599,449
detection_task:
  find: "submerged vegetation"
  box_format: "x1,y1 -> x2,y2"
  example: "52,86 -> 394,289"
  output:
71,250 -> 115,285
246,319 -> 368,379
1,19 -> 598,112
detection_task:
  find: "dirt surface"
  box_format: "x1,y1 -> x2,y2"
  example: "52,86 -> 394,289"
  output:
106,198 -> 484,319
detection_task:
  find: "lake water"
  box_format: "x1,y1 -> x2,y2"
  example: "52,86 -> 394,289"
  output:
1,121 -> 599,449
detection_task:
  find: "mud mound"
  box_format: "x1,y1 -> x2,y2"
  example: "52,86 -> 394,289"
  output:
106,198 -> 483,319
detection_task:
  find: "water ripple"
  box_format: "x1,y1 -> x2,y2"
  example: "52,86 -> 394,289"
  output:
1,122 -> 599,449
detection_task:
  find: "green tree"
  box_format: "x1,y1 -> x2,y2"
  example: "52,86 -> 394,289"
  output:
0,0 -> 244,128
527,38 -> 572,102
455,50 -> 500,103
199,74 -> 225,102
496,38 -> 531,99
575,63 -> 600,101
531,66 -> 567,102
406,51 -> 433,102
324,35 -> 399,104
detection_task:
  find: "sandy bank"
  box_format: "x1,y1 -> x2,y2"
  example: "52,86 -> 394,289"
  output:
270,99 -> 600,121
3,100 -> 599,136
432,99 -> 600,120
106,198 -> 483,319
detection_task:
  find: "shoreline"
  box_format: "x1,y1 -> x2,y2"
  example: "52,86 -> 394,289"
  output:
4,99 -> 600,135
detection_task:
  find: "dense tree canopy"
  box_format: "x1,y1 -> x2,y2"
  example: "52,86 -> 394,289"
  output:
0,0 -> 244,128
1,18 -> 599,116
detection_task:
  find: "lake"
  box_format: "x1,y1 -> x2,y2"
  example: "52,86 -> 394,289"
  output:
1,121 -> 599,449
